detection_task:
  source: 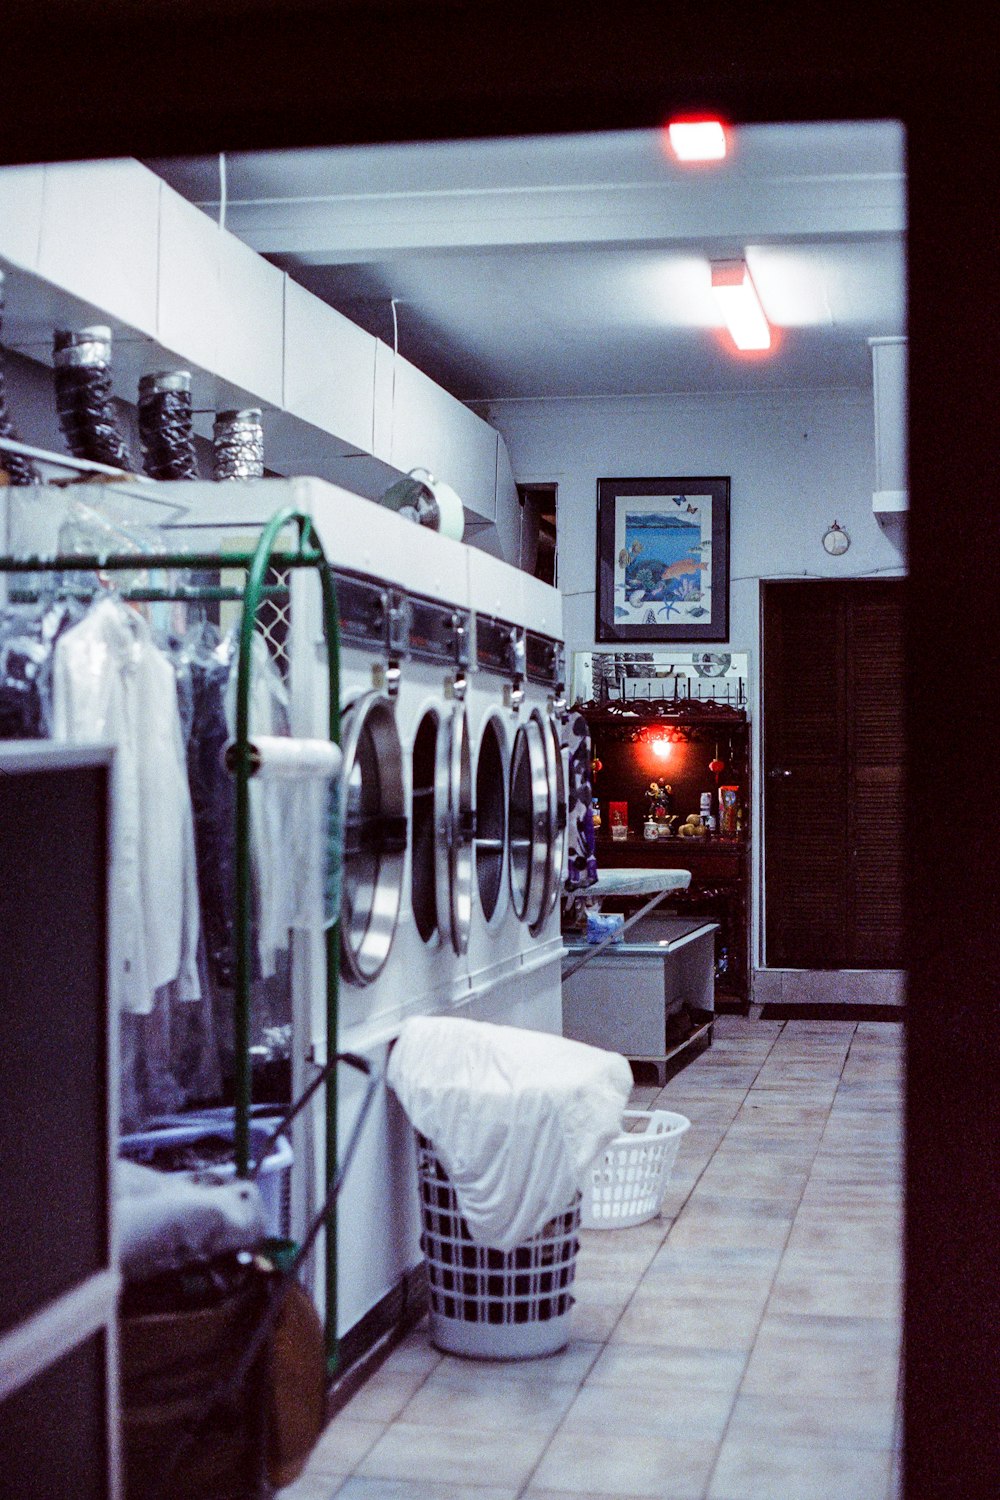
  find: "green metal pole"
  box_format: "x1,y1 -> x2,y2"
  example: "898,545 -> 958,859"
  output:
232,509 -> 343,1371
234,507 -> 307,1179
306,516 -> 344,1374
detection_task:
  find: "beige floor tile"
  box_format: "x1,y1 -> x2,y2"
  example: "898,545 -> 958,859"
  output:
558,1380 -> 736,1443
707,1436 -> 894,1499
724,1390 -> 898,1450
433,1339 -> 603,1386
334,1479 -> 518,1499
695,1157 -> 810,1201
276,1475 -> 344,1500
308,1418 -> 387,1475
612,1291 -> 765,1350
398,1362 -> 580,1432
587,1341 -> 747,1396
338,1365 -> 432,1423
355,1422 -> 550,1490
767,1270 -> 901,1320
523,1490 -> 662,1500
570,1300 -> 627,1341
666,1194 -> 794,1251
530,1428 -> 718,1499
376,1328 -> 443,1377
740,1314 -> 901,1404
644,1244 -> 782,1298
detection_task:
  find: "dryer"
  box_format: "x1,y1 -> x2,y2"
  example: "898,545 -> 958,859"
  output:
465,551 -> 567,1032
302,481 -> 474,1041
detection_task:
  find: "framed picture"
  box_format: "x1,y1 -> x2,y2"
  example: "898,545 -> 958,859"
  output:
596,476 -> 730,643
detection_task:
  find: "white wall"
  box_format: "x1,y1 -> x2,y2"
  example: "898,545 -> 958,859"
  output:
485,387 -> 907,970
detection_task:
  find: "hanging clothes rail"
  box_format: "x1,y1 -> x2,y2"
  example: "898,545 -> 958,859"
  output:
0,504 -> 348,1370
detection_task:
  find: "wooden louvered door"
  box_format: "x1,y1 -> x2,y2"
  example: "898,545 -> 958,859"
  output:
763,578 -> 905,968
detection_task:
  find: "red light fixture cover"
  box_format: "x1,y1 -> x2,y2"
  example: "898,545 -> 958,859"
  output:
667,118 -> 728,162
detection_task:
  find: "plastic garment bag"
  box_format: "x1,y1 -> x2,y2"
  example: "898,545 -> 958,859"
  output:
0,598 -> 84,740
52,595 -> 202,1015
562,709 -> 599,891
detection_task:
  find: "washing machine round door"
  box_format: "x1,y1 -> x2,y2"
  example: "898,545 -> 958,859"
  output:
509,716 -> 550,927
340,693 -> 407,985
435,704 -> 474,955
528,707 -> 567,936
474,712 -> 508,924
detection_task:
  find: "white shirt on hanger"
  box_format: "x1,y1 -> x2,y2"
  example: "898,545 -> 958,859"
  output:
52,595 -> 202,1015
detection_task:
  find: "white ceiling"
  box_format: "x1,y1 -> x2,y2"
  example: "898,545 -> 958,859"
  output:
148,120 -> 906,404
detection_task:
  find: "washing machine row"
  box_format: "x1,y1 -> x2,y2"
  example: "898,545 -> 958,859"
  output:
302,483 -> 568,1047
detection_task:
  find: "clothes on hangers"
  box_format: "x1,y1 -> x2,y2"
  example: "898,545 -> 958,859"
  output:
53,594 -> 202,1016
0,598 -> 83,739
563,709 -> 599,891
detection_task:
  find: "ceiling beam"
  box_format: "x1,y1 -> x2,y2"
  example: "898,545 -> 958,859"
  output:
203,175 -> 905,263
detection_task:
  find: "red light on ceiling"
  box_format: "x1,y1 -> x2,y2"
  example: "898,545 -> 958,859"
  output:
666,118 -> 728,163
651,737 -> 672,759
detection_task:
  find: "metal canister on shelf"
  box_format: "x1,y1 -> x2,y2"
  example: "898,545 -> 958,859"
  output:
213,407 -> 264,480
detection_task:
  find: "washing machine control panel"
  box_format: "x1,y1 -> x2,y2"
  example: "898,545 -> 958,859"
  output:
525,631 -> 565,691
406,594 -> 472,669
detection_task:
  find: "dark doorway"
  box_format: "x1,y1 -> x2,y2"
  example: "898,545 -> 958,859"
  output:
516,483 -> 557,586
762,577 -> 905,969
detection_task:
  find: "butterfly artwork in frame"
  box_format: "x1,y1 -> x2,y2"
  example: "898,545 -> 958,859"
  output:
596,475 -> 731,643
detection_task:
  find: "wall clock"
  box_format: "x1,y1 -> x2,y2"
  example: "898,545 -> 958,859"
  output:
822,521 -> 850,556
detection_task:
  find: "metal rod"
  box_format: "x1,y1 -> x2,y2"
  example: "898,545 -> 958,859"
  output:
0,549 -> 321,573
0,433 -> 151,481
118,585 -> 288,603
562,885 -> 679,979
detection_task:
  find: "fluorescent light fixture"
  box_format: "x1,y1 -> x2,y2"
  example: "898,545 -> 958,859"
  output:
710,260 -> 771,351
667,119 -> 727,162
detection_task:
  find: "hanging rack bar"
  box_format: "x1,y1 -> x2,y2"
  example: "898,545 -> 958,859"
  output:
0,549 -> 321,573
0,433 -> 153,481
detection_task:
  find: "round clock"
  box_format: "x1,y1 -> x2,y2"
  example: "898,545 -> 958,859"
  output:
823,521 -> 850,556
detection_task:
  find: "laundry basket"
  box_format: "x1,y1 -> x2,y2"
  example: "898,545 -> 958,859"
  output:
581,1110 -> 690,1229
415,1134 -> 581,1359
120,1121 -> 294,1239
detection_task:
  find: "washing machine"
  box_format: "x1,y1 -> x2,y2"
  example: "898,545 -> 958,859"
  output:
463,549 -> 524,1003
465,550 -> 567,1032
300,480 -> 474,1043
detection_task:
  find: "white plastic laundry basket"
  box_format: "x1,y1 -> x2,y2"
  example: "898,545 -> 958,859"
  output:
415,1134 -> 581,1359
581,1110 -> 690,1229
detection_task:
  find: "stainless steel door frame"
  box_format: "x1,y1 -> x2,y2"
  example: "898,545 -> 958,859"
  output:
340,692 -> 407,985
435,704 -> 474,956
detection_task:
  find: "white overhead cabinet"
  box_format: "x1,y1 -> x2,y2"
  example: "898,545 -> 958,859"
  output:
215,229 -> 285,408
39,159 -> 161,341
281,278 -> 376,454
157,183 -> 222,385
0,156 -> 518,556
373,340 -> 498,526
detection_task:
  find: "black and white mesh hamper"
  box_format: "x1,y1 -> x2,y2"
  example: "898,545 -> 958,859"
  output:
415,1133 -> 581,1359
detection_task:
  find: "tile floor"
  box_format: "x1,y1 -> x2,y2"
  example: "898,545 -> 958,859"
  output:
279,1016 -> 904,1500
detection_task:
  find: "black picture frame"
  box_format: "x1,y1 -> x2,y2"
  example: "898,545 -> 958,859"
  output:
596,476 -> 731,644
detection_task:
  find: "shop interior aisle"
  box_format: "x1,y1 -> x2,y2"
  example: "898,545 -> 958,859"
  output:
275,1016 -> 903,1500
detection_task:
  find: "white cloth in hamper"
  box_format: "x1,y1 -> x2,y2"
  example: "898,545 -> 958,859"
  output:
386,1016 -> 632,1249
117,1159 -> 267,1282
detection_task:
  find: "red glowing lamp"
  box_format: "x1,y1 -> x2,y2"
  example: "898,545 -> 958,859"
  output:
651,736 -> 672,760
666,117 -> 728,163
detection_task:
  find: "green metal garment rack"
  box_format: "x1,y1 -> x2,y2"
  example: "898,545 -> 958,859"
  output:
0,504 -> 347,1369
